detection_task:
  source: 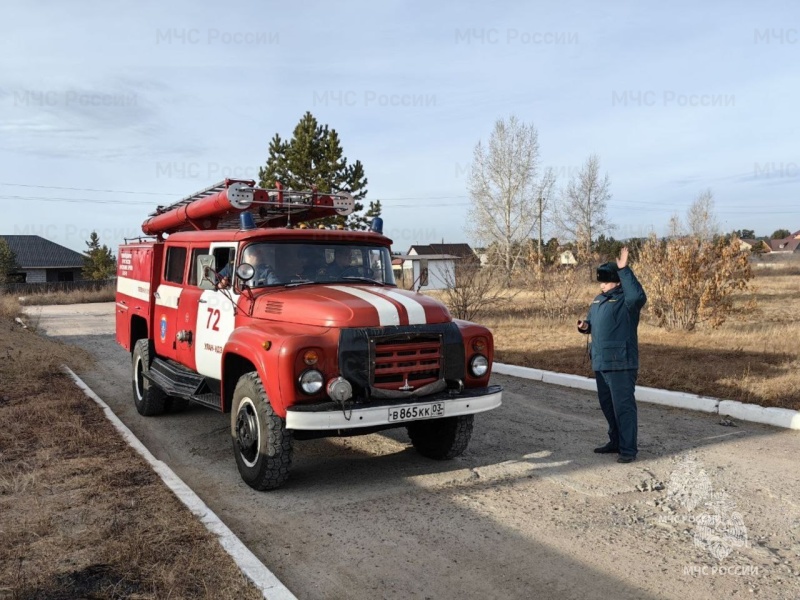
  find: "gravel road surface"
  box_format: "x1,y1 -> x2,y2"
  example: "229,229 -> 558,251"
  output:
27,303 -> 800,600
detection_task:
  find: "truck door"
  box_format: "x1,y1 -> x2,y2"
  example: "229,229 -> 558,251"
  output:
174,244 -> 211,371
154,244 -> 188,361
194,242 -> 239,381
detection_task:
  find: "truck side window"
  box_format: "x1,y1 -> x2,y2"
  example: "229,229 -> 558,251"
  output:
164,247 -> 187,284
213,247 -> 236,276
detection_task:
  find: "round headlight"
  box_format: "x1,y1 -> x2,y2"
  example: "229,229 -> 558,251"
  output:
299,369 -> 324,394
469,354 -> 489,377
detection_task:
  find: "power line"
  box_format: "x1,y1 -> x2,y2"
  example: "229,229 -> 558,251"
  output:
0,181 -> 471,202
0,185 -> 796,215
0,182 -> 171,196
0,194 -> 151,205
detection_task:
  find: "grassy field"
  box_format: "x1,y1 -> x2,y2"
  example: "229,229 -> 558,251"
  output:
17,284 -> 116,306
0,297 -> 262,600
474,264 -> 800,410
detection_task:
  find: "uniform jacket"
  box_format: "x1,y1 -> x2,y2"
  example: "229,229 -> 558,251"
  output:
580,266 -> 647,371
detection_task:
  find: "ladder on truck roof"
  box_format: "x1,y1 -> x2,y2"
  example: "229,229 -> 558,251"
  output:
141,179 -> 356,236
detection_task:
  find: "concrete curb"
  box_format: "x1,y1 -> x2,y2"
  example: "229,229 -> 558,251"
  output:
62,366 -> 297,600
492,362 -> 800,430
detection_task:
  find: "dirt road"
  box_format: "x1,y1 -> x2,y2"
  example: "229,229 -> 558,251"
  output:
28,303 -> 800,600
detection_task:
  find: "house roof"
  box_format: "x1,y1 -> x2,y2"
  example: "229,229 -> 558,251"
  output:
0,235 -> 85,268
767,238 -> 800,252
395,254 -> 458,261
740,239 -> 767,249
407,243 -> 474,258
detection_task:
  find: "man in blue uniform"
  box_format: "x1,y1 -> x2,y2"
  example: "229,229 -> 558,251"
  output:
578,247 -> 647,463
216,244 -> 280,288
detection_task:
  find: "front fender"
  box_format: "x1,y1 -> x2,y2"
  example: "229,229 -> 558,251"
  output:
223,322 -> 332,417
453,319 -> 495,387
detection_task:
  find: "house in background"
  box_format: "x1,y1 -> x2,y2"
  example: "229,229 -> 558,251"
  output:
398,243 -> 477,291
766,230 -> 800,255
739,239 -> 770,253
0,235 -> 85,283
394,253 -> 458,291
407,243 -> 477,261
559,250 -> 577,266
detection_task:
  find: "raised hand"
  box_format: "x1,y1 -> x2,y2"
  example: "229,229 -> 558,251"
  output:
617,246 -> 629,270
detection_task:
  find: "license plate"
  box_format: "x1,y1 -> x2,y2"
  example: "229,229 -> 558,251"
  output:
388,402 -> 445,423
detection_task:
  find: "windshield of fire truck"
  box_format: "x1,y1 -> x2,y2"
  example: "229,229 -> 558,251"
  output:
238,242 -> 397,288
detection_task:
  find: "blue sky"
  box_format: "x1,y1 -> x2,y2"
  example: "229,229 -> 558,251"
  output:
1,0 -> 798,252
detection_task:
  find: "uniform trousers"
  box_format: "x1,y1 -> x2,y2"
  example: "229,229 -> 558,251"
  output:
594,369 -> 638,457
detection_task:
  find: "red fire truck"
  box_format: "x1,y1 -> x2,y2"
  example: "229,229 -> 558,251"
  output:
115,179 -> 502,490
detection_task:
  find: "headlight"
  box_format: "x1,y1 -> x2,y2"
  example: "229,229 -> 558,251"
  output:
469,354 -> 489,377
299,369 -> 324,394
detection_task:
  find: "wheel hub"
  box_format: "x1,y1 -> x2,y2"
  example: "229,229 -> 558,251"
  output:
235,404 -> 259,462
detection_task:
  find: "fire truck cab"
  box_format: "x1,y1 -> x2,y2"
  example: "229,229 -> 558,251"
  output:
115,179 -> 502,490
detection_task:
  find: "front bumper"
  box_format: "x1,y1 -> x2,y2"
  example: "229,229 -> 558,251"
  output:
285,385 -> 502,431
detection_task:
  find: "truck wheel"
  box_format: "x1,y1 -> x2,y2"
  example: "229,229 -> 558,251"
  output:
407,415 -> 474,460
132,339 -> 166,416
231,372 -> 293,490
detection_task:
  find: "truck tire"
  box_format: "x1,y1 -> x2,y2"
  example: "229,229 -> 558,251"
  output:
132,339 -> 166,416
407,415 -> 474,460
231,372 -> 293,491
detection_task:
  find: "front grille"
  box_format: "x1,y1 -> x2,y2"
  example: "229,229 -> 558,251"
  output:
372,335 -> 442,390
339,324 -> 465,401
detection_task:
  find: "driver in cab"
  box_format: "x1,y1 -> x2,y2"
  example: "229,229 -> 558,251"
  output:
216,245 -> 279,289
324,247 -> 361,279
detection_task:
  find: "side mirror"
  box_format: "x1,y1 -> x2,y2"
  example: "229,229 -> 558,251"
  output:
237,263 -> 255,282
196,255 -> 216,289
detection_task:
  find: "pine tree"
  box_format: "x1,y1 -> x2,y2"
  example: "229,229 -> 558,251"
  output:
0,239 -> 19,284
82,231 -> 116,281
258,112 -> 369,228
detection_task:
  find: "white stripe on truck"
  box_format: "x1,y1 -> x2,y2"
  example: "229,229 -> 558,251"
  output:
326,285 -> 400,326
365,288 -> 427,325
155,284 -> 182,309
117,276 -> 151,302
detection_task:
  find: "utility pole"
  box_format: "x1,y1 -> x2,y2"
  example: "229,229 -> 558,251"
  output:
538,191 -> 543,270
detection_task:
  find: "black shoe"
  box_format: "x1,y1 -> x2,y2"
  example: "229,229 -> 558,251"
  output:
617,455 -> 636,464
593,443 -> 619,454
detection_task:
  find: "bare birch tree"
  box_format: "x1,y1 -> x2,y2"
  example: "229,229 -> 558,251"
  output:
668,189 -> 720,240
535,167 -> 557,270
554,154 -> 612,261
467,116 -> 541,282
686,188 -> 719,240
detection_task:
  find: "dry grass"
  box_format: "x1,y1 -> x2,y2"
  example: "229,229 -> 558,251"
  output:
0,317 -> 263,599
18,284 -> 116,306
0,294 -> 20,320
445,266 -> 800,410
